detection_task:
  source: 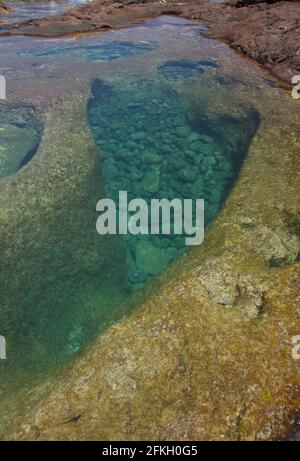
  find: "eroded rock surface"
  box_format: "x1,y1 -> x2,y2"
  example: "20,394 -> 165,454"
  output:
200,1 -> 300,84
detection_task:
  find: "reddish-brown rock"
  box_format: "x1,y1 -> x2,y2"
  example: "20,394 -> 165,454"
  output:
201,2 -> 300,84
1,1 -> 299,84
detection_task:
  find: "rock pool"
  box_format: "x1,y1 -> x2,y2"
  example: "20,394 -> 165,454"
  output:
0,14 -> 299,440
88,78 -> 258,291
0,15 -> 278,384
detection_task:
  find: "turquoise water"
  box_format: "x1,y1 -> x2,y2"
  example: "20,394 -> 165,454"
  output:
0,15 -> 267,388
88,78 -> 258,291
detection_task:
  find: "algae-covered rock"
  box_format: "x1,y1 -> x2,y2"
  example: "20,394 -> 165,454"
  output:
0,105 -> 42,179
140,152 -> 162,164
0,95 -> 126,380
135,240 -> 172,275
0,125 -> 37,178
141,166 -> 160,193
175,124 -> 191,138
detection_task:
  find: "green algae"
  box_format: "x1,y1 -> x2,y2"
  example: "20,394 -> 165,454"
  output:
0,99 -> 128,392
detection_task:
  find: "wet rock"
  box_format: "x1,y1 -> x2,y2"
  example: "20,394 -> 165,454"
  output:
141,166 -> 160,193
199,134 -> 214,145
175,125 -> 191,138
168,157 -> 186,171
88,79 -> 257,291
0,106 -> 42,179
209,188 -> 222,204
200,1 -> 300,83
128,170 -> 144,181
128,271 -> 148,284
158,60 -> 205,81
141,153 -> 162,164
178,167 -> 198,183
195,259 -> 240,308
191,177 -> 205,196
135,240 -> 172,275
187,132 -> 202,144
131,131 -> 145,141
102,160 -> 119,179
248,226 -> 300,267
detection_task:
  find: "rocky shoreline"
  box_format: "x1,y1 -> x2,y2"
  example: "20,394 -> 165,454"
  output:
0,0 -> 299,84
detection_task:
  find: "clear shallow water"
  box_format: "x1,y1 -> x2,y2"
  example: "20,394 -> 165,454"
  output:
0,15 -> 273,389
88,79 -> 258,291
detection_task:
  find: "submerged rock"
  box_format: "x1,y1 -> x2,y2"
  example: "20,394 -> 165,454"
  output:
135,240 -> 172,275
175,125 -> 191,138
0,105 -> 42,179
141,152 -> 162,164
141,166 -> 160,193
